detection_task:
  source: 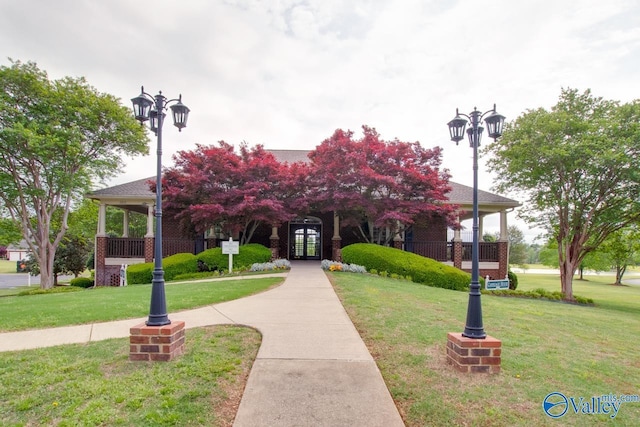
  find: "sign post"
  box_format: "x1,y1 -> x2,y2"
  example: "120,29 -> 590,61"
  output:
221,237 -> 240,273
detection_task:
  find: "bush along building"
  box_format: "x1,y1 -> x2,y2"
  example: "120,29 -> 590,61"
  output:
87,143 -> 519,286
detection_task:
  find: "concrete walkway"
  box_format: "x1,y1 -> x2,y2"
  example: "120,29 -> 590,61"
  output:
0,262 -> 404,427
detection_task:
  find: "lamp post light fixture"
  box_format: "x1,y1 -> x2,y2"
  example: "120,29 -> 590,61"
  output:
447,105 -> 505,339
131,86 -> 190,326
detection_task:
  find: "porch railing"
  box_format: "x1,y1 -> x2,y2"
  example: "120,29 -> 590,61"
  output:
405,241 -> 499,262
404,241 -> 451,262
106,237 -> 207,258
107,238 -> 145,258
461,242 -> 499,262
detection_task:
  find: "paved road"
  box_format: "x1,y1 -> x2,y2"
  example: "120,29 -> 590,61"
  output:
0,273 -> 74,289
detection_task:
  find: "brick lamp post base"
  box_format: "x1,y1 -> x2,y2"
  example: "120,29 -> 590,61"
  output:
130,321 -> 186,362
446,332 -> 501,374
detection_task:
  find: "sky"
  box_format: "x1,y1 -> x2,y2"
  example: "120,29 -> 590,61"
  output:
2,0 -> 639,243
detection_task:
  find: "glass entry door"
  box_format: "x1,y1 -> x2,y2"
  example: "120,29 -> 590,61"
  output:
290,221 -> 322,260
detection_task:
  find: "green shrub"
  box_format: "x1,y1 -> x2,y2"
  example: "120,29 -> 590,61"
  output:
126,262 -> 153,285
163,253 -> 198,281
482,288 -> 594,305
126,253 -> 198,285
19,287 -> 82,296
126,244 -> 271,284
196,244 -> 271,272
508,270 -> 518,290
70,277 -> 94,288
341,243 -> 470,291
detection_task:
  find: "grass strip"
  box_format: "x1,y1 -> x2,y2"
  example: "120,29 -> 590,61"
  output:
0,325 -> 259,426
0,277 -> 283,332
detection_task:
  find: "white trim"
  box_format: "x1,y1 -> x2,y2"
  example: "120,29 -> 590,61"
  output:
105,258 -> 146,266
461,261 -> 499,269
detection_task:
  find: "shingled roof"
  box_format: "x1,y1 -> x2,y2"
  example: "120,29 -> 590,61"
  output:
87,150 -> 520,214
89,177 -> 156,198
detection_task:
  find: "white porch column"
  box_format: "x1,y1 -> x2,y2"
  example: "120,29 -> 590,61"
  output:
479,216 -> 484,240
333,212 -> 340,239
145,203 -> 154,237
499,211 -> 508,241
97,203 -> 107,237
122,210 -> 130,238
271,226 -> 279,238
453,215 -> 462,241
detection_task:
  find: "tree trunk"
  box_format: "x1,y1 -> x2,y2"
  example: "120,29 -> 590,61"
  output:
559,259 -> 577,301
38,243 -> 55,290
615,265 -> 626,285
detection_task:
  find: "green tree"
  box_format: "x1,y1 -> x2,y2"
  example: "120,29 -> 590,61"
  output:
53,233 -> 90,280
577,250 -> 611,280
491,225 -> 527,267
105,206 -> 147,238
538,241 -> 559,269
485,88 -> 640,301
526,243 -> 541,264
0,60 -> 148,289
506,225 -> 527,267
0,217 -> 22,246
66,199 -> 99,240
598,226 -> 640,285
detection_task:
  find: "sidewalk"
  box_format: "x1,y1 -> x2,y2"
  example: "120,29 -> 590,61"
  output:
0,262 -> 404,426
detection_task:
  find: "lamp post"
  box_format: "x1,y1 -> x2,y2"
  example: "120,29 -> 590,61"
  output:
447,105 -> 505,339
131,87 -> 190,326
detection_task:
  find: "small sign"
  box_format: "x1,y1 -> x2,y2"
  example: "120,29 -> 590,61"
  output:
485,278 -> 510,290
222,239 -> 239,255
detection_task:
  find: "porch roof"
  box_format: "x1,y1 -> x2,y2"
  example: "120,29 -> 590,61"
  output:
87,150 -> 520,216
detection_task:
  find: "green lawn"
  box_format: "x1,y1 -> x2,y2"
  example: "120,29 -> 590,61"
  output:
0,325 -> 260,426
0,277 -> 283,332
0,259 -> 18,273
516,273 -> 640,315
2,269 -> 638,426
329,272 -> 640,426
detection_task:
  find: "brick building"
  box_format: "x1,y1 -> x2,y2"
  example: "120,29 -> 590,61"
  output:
87,150 -> 520,286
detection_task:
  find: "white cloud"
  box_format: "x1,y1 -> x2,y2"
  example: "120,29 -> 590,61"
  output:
1,0 -> 638,240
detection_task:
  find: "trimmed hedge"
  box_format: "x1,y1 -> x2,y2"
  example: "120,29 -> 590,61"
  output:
126,244 -> 272,285
508,270 -> 518,290
196,244 -> 272,272
70,277 -> 94,288
341,243 -> 470,291
126,253 -> 198,285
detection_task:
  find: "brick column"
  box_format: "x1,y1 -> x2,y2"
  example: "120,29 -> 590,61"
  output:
393,236 -> 403,250
95,236 -> 107,286
130,321 -> 186,362
446,332 -> 501,373
497,241 -> 509,279
453,240 -> 463,269
206,238 -> 217,249
332,237 -> 342,262
270,226 -> 280,260
144,237 -> 154,263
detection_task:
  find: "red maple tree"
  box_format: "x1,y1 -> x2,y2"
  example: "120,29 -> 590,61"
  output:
307,125 -> 458,244
161,141 -> 297,244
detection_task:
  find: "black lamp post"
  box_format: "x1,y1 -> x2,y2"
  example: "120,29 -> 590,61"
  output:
447,105 -> 505,339
131,86 -> 190,326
